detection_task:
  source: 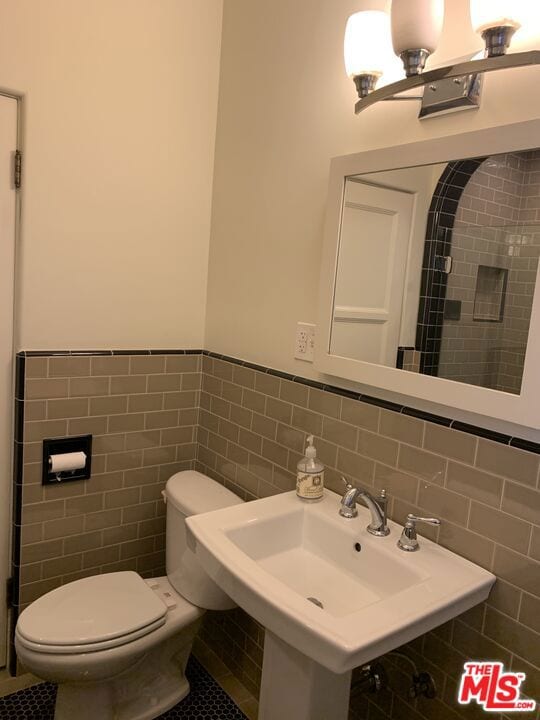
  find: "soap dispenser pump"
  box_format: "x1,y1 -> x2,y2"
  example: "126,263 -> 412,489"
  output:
296,435 -> 324,501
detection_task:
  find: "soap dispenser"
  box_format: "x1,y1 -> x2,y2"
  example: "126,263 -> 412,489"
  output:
296,435 -> 324,501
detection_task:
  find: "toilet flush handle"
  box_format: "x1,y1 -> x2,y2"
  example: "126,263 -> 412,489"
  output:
161,490 -> 167,504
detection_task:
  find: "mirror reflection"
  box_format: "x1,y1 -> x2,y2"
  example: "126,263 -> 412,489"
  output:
330,150 -> 540,395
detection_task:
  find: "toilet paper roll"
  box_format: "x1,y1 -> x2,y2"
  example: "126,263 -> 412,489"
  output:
49,451 -> 87,473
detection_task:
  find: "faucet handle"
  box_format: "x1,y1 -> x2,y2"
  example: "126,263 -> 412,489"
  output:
339,477 -> 359,518
375,488 -> 388,503
397,514 -> 441,552
407,514 -> 440,526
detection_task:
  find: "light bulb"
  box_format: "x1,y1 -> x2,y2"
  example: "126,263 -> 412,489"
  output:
391,0 -> 444,75
344,11 -> 393,79
470,0 -> 524,55
470,0 -> 522,34
344,10 -> 402,97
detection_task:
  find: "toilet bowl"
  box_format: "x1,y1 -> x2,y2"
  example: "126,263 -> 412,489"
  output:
15,471 -> 243,720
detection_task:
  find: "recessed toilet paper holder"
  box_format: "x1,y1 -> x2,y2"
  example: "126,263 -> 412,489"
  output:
42,435 -> 92,485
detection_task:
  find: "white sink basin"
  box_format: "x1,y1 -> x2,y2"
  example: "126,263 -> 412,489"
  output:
187,489 -> 494,675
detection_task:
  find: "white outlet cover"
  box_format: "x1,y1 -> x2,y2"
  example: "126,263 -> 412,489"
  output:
295,323 -> 316,362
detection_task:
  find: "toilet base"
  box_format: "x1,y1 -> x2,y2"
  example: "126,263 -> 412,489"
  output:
54,619 -> 201,720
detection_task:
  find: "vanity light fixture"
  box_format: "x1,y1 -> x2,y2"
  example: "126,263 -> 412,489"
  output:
345,0 -> 539,117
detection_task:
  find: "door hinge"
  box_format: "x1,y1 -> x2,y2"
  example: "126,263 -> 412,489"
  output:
14,150 -> 22,190
6,577 -> 13,608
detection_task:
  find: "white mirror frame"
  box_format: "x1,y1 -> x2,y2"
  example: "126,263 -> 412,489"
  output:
317,119 -> 540,431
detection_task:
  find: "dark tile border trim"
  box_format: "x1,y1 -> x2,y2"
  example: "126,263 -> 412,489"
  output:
510,437 -> 540,453
402,407 -> 452,427
416,158 -> 485,375
10,355 -> 24,675
450,421 -> 512,445
20,349 -> 204,357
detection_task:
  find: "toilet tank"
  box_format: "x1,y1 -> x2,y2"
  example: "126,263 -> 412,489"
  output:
164,470 -> 243,610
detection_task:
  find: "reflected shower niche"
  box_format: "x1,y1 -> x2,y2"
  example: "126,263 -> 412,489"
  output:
330,149 -> 540,396
473,265 -> 508,323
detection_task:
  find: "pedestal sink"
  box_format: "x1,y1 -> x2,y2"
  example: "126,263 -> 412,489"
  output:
186,489 -> 494,719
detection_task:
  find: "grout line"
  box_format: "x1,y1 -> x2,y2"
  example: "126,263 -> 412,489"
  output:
472,435 -> 479,466
465,498 -> 473,528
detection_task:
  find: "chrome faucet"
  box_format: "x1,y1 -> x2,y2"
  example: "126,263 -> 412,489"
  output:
339,479 -> 390,537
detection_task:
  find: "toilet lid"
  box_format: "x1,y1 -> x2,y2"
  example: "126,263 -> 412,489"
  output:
17,572 -> 167,648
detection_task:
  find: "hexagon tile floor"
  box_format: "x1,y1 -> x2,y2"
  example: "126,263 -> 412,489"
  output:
0,657 -> 248,719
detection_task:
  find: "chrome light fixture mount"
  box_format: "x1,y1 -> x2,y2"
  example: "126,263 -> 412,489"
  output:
399,49 -> 431,77
353,73 -> 381,99
346,1 -> 538,118
419,70 -> 483,119
481,24 -> 517,57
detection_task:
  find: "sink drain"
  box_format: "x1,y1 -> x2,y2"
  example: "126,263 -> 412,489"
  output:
307,596 -> 324,609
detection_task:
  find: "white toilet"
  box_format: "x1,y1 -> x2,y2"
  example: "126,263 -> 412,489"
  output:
15,470 -> 243,720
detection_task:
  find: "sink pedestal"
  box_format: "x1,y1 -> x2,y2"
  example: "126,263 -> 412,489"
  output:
259,632 -> 351,720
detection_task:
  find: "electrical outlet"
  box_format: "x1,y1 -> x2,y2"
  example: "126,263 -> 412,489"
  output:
295,323 -> 316,362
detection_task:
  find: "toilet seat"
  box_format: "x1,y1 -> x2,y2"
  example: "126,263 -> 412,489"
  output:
16,571 -> 169,655
15,615 -> 167,655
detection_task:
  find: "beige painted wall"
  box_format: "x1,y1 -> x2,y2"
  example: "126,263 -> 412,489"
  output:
206,0 -> 540,383
0,0 -> 222,350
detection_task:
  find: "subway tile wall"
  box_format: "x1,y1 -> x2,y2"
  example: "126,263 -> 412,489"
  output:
13,351 -> 540,719
196,354 -> 540,720
15,353 -> 200,610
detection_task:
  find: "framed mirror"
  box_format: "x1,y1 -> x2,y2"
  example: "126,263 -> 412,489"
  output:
316,119 -> 540,430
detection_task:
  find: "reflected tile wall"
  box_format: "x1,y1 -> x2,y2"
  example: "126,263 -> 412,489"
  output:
440,151 -> 540,393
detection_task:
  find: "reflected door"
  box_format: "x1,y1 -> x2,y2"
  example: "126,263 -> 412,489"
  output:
331,180 -> 414,365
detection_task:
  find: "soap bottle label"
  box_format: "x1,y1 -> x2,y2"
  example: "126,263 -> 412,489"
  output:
296,471 -> 324,500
